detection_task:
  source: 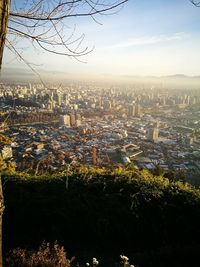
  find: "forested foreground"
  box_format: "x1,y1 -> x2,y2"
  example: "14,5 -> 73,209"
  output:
2,167 -> 200,266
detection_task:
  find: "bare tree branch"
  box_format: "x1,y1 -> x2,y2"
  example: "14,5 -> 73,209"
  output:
190,0 -> 200,6
1,0 -> 200,71
0,0 -> 129,72
9,1 -> 128,21
1,0 -> 127,65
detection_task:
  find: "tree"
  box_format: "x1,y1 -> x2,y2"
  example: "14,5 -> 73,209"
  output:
0,0 -> 128,70
0,173 -> 4,267
0,0 -> 10,69
190,1 -> 200,6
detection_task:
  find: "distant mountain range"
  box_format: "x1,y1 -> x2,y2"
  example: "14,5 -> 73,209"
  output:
0,67 -> 68,79
1,67 -> 200,88
163,74 -> 200,79
117,73 -> 200,79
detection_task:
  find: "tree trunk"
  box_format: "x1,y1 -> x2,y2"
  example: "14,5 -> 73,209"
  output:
0,0 -> 10,70
0,175 -> 4,267
0,1 -> 10,261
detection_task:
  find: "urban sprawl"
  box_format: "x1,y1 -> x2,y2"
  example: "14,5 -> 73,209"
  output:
0,82 -> 200,184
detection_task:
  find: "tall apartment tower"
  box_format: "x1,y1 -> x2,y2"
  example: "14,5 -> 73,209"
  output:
59,115 -> 71,126
148,127 -> 159,142
70,114 -> 76,127
135,103 -> 141,117
47,97 -> 55,111
128,105 -> 135,117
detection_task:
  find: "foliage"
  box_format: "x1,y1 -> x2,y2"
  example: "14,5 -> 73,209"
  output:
0,156 -> 7,172
2,166 -> 200,266
6,242 -> 70,267
0,133 -> 15,173
0,134 -> 12,145
6,243 -> 138,267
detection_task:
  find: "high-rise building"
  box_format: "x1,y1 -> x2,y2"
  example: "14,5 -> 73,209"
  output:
63,93 -> 70,105
147,127 -> 159,141
47,97 -> 55,111
104,100 -> 111,110
161,97 -> 166,106
184,95 -> 190,105
59,115 -> 70,126
54,92 -> 62,106
128,105 -> 135,117
58,93 -> 62,106
75,113 -> 81,120
73,104 -> 78,110
70,114 -> 76,127
76,119 -> 82,127
135,103 -> 141,117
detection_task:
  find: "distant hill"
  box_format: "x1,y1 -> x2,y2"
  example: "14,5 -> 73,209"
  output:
1,67 -> 200,88
163,74 -> 200,79
0,67 -> 70,83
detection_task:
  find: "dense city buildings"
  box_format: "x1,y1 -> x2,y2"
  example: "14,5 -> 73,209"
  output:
0,81 -> 200,184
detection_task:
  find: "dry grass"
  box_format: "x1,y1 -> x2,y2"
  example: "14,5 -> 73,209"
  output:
6,241 -> 71,267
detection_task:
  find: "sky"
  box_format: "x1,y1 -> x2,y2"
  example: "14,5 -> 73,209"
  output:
3,0 -> 200,78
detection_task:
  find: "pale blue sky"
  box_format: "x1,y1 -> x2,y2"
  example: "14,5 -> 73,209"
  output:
3,0 -> 200,77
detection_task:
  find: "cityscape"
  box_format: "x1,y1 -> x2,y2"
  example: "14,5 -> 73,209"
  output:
1,0 -> 200,266
0,81 -> 200,184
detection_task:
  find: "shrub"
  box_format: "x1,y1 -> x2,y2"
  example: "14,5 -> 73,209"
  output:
6,241 -> 70,267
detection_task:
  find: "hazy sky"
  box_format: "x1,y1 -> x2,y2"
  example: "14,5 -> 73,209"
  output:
3,0 -> 200,77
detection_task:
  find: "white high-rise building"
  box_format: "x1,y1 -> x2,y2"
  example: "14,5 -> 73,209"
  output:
147,127 -> 159,141
59,115 -> 71,126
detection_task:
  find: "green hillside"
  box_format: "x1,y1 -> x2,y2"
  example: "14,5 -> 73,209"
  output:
3,167 -> 200,266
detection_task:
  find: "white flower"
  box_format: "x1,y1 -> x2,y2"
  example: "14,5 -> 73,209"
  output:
86,263 -> 90,266
120,255 -> 129,262
92,258 -> 99,265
